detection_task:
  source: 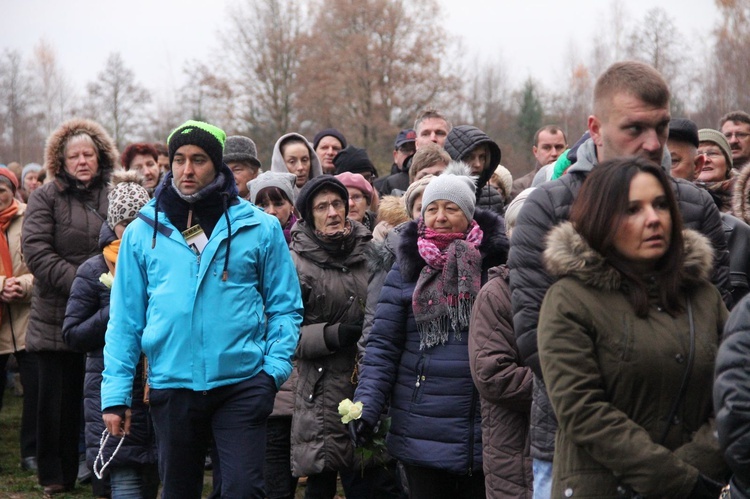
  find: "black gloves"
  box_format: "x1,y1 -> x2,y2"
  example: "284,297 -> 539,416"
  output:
688,474 -> 724,499
348,418 -> 374,448
324,324 -> 363,350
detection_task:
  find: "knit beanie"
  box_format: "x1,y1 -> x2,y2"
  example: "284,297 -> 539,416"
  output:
107,170 -> 151,229
0,168 -> 19,193
335,172 -> 374,204
295,175 -> 349,222
167,120 -> 226,172
420,162 -> 476,221
313,128 -> 347,150
333,146 -> 377,177
698,128 -> 733,171
403,174 -> 434,219
505,187 -> 535,233
224,135 -> 261,168
248,171 -> 297,205
21,163 -> 43,186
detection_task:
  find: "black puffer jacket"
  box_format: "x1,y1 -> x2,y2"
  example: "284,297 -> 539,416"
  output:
715,294 -> 750,499
62,223 -> 157,469
444,125 -> 501,200
508,138 -> 732,460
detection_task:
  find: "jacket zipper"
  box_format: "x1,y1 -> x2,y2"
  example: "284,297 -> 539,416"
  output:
467,386 -> 477,475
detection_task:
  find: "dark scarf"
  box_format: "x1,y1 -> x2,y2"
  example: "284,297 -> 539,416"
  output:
283,213 -> 298,245
298,219 -> 357,258
699,178 -> 735,213
151,164 -> 239,280
412,219 -> 483,349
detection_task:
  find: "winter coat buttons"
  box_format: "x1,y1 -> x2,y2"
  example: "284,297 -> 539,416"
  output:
564,487 -> 574,497
675,353 -> 685,363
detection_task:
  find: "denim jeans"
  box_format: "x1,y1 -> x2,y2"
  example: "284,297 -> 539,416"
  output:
110,464 -> 159,499
533,459 -> 553,499
149,373 -> 276,498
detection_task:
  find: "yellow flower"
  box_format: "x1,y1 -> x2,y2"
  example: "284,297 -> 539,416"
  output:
338,398 -> 364,424
99,272 -> 114,289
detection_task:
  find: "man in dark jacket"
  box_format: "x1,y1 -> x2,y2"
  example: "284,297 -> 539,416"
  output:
375,129 -> 416,196
508,61 -> 732,499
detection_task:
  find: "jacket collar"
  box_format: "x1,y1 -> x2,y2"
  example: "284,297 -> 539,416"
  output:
568,138 -> 672,175
396,208 -> 509,282
543,221 -> 713,291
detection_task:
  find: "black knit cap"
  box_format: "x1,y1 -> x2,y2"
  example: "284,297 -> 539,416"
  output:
295,174 -> 349,222
333,146 -> 377,176
669,118 -> 699,148
313,128 -> 347,150
167,120 -> 226,172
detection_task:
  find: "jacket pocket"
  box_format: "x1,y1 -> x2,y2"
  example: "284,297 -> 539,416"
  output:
297,361 -> 325,405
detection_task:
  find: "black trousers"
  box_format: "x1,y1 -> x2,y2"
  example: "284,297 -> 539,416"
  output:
149,372 -> 276,499
35,351 -> 85,487
402,464 -> 486,499
0,350 -> 38,458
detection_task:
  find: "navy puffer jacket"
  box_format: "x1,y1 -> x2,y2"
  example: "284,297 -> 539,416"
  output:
62,223 -> 157,469
354,209 -> 508,474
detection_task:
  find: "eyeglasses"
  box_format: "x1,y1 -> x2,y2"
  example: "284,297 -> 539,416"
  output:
697,150 -> 723,159
313,199 -> 345,214
349,194 -> 365,202
724,131 -> 750,140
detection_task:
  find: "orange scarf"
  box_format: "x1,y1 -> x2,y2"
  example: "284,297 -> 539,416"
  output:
0,200 -> 19,280
103,239 -> 120,276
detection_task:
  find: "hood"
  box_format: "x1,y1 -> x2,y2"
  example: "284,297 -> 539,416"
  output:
98,220 -> 117,250
396,208 -> 509,282
732,163 -> 750,224
44,118 -> 118,182
543,221 -> 713,291
568,138 -> 672,175
444,125 -> 501,195
270,133 -> 323,184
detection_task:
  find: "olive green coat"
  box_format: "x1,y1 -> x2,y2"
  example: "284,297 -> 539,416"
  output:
539,223 -> 729,498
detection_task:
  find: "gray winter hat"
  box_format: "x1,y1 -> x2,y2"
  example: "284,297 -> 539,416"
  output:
248,171 -> 297,205
420,161 -> 476,221
224,135 -> 261,168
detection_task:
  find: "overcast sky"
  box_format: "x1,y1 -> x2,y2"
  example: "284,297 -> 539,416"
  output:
2,0 -> 717,99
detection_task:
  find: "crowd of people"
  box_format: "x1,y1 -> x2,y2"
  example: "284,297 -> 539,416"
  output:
0,59 -> 749,499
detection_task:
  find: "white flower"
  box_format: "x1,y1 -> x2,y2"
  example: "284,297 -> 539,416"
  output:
338,398 -> 364,424
99,272 -> 114,289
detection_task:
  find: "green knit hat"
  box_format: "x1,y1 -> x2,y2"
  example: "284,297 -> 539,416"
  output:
167,120 -> 226,171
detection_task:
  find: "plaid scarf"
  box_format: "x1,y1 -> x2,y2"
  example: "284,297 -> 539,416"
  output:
412,219 -> 483,349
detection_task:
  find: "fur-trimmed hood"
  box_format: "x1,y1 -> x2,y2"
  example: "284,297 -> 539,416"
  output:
396,208 -> 509,282
732,163 -> 750,225
543,221 -> 713,291
44,118 -> 118,183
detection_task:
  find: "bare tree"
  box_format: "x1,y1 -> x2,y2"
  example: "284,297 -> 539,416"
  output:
295,0 -> 459,168
31,39 -> 75,137
223,0 -> 304,150
179,59 -> 236,130
0,49 -> 44,163
85,52 -> 151,150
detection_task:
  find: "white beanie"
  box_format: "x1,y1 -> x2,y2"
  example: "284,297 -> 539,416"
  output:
420,161 -> 476,221
248,171 -> 297,205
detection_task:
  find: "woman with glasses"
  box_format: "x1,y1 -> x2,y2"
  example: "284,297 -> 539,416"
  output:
335,172 -> 377,232
288,176 -> 377,499
695,129 -> 735,212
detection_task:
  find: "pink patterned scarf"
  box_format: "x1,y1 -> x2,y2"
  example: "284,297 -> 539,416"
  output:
413,219 -> 483,349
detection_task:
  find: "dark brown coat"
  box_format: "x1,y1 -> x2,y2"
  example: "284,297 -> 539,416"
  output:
21,119 -> 115,352
469,265 -> 533,498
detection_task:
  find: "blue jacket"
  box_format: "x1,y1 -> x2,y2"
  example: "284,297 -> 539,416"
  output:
101,196 -> 303,409
354,209 -> 508,475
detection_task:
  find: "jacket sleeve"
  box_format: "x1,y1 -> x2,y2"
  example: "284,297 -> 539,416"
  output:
674,179 -> 733,308
714,294 -> 750,489
62,259 -> 108,353
101,226 -> 148,410
21,188 -> 78,296
258,221 -> 303,389
508,186 -> 557,377
539,282 -> 699,498
353,265 -> 409,427
468,276 -> 533,409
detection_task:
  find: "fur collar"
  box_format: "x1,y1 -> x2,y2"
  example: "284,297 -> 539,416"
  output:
543,222 -> 713,291
732,162 -> 750,224
396,208 -> 509,282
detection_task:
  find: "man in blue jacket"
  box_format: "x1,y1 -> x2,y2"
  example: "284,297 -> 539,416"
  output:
101,120 -> 303,498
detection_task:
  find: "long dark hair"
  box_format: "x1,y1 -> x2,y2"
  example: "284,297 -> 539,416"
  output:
569,156 -> 684,317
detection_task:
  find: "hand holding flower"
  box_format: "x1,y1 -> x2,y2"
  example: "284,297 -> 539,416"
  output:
338,398 -> 363,424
